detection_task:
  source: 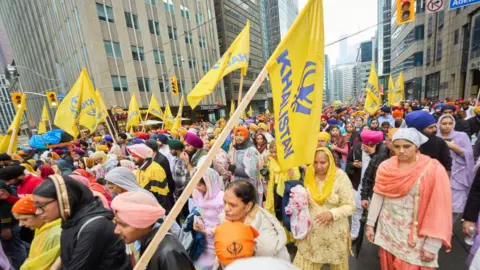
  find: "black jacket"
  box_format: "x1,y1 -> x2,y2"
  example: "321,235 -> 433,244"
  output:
361,147 -> 391,200
419,135 -> 452,172
60,199 -> 131,270
140,227 -> 195,270
455,116 -> 472,137
346,143 -> 362,190
468,116 -> 480,138
153,151 -> 176,211
463,168 -> 480,222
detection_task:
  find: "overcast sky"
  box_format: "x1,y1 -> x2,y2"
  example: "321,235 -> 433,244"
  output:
298,0 -> 378,65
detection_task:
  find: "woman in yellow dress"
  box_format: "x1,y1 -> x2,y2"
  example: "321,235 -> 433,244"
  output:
294,147 -> 355,270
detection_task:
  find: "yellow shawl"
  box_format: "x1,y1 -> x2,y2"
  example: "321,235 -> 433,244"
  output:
304,147 -> 336,205
264,157 -> 300,214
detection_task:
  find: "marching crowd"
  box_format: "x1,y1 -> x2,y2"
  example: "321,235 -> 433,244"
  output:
0,98 -> 480,269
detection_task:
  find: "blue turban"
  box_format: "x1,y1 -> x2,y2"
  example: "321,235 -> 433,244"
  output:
150,134 -> 158,141
405,110 -> 436,131
327,118 -> 338,125
435,103 -> 444,109
380,106 -> 391,113
133,138 -> 144,144
441,105 -> 457,112
103,135 -> 113,142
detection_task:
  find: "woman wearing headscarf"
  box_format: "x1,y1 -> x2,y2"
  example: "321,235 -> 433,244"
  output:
293,148 -> 355,270
11,195 -> 61,270
253,133 -> 269,163
354,116 -> 365,132
366,128 -> 452,269
191,168 -> 225,270
91,151 -> 117,179
73,169 -> 112,204
69,175 -> 110,209
104,167 -> 154,198
32,175 -> 131,270
436,114 -> 475,222
367,118 -> 381,131
39,165 -> 55,180
329,126 -> 348,170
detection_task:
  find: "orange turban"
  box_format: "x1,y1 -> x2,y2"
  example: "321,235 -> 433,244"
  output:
12,195 -> 37,214
214,221 -> 258,266
234,126 -> 249,138
392,110 -> 404,118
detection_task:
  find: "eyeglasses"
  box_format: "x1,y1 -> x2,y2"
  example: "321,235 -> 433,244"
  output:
33,200 -> 56,213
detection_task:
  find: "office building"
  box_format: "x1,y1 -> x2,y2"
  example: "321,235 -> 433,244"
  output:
0,74 -> 15,134
377,0 -> 392,87
337,35 -> 358,65
0,22 -> 13,73
324,55 -> 331,104
0,0 -> 225,129
214,0 -> 268,113
263,0 -> 298,57
356,39 -> 374,98
332,63 -> 357,103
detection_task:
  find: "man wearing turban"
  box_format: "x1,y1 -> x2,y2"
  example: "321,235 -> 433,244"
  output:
180,133 -> 207,174
392,110 -> 407,128
112,191 -> 195,270
468,106 -> 480,140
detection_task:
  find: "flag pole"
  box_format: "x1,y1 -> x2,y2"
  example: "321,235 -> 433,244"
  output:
48,120 -> 52,130
133,68 -> 267,270
237,74 -> 244,103
142,111 -> 149,132
7,128 -> 17,154
103,118 -> 117,144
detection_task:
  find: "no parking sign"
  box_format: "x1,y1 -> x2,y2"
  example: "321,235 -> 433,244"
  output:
426,0 -> 445,13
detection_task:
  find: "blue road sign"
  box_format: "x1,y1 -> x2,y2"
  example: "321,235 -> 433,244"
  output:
57,94 -> 65,99
449,0 -> 480,9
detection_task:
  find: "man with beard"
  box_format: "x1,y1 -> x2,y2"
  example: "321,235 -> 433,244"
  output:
406,110 -> 452,174
168,140 -> 187,196
115,133 -> 129,157
179,133 -> 206,173
377,106 -> 394,126
441,105 -> 472,137
392,110 -> 407,128
127,144 -> 172,213
461,100 -> 474,119
468,106 -> 480,137
432,103 -> 443,121
320,114 -> 329,131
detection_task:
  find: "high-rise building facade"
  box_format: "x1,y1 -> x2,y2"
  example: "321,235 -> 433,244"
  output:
332,63 -> 357,103
263,0 -> 298,57
377,0 -> 391,87
214,0 -> 268,113
0,22 -> 13,73
356,39 -> 374,98
0,0 -> 225,129
0,74 -> 15,134
324,55 -> 331,104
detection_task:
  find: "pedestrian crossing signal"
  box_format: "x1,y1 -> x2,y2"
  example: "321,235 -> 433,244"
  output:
46,92 -> 59,108
10,93 -> 23,110
396,0 -> 415,25
170,76 -> 179,95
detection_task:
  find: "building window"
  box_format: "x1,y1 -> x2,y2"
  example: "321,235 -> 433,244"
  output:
415,25 -> 424,40
414,52 -> 423,66
202,60 -> 209,72
427,16 -> 433,36
184,32 -> 193,44
145,0 -> 156,5
148,20 -> 161,36
96,3 -> 114,23
438,11 -> 444,28
436,40 -> 442,60
181,5 -> 190,19
426,47 -> 431,65
104,41 -> 122,58
173,55 -> 183,67
164,0 -> 174,13
454,29 -> 459,45
199,36 -> 206,48
425,72 -> 440,100
188,57 -> 196,69
125,12 -> 139,30
153,50 -> 166,64
131,46 -> 145,61
112,76 -> 128,92
138,77 -> 151,92
168,26 -> 178,40
179,80 -> 185,93
159,81 -> 167,92
196,13 -> 203,24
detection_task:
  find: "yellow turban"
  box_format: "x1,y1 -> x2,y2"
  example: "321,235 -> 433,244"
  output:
171,130 -> 179,137
318,132 -> 330,141
215,128 -> 222,136
94,136 -> 102,142
179,128 -> 188,136
474,106 -> 480,115
249,123 -> 259,132
96,145 -> 109,153
258,123 -> 268,132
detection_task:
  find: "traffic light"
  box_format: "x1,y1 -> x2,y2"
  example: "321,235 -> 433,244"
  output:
170,76 -> 179,95
10,93 -> 23,110
46,92 -> 59,108
396,0 -> 415,25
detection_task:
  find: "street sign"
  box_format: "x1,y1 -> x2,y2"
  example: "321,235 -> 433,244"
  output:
427,0 -> 445,13
449,0 -> 480,9
57,93 -> 65,99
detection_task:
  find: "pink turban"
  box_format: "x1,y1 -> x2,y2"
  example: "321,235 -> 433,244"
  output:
127,144 -> 153,159
360,130 -> 384,145
185,133 -> 204,149
111,191 -> 165,229
70,174 -> 90,187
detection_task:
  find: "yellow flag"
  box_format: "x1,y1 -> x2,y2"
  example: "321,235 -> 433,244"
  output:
364,62 -> 381,115
95,89 -> 108,125
126,94 -> 141,129
187,21 -> 250,109
391,72 -> 405,106
266,0 -> 324,170
172,96 -> 184,130
38,121 -> 47,135
387,74 -> 394,106
41,102 -> 50,122
0,94 -> 26,153
229,100 -> 235,118
54,68 -> 99,137
147,94 -> 164,120
163,103 -> 174,130
265,108 -> 271,115
248,106 -> 253,117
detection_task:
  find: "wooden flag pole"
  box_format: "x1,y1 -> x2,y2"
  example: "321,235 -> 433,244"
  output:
106,116 -> 119,138
48,120 -> 52,131
7,128 -> 17,154
237,74 -> 244,103
133,68 -> 267,270
142,112 -> 149,132
103,118 -> 117,145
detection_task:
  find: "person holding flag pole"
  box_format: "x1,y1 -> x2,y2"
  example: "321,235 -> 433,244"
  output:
130,0 -> 326,268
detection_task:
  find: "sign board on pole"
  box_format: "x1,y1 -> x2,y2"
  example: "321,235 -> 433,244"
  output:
449,0 -> 480,9
427,0 -> 445,13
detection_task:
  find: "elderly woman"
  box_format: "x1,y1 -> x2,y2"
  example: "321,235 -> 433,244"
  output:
91,151 -> 117,179
32,175 -> 130,269
222,180 -> 290,261
294,147 -> 355,270
104,167 -> 153,197
330,126 -> 348,169
437,114 -> 475,221
366,128 -> 452,269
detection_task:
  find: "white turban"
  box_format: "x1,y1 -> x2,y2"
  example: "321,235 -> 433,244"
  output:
392,128 -> 428,147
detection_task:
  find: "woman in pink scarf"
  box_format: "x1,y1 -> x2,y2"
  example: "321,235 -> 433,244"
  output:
191,168 -> 224,270
69,174 -> 110,209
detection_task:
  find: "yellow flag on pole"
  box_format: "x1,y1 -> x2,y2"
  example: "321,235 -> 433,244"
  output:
387,74 -> 394,106
147,94 -> 164,120
38,121 -> 47,135
163,103 -> 174,130
0,94 -> 26,153
172,96 -> 184,130
248,106 -> 253,117
229,100 -> 235,118
95,89 -> 108,125
187,21 -> 250,109
126,94 -> 141,130
364,62 -> 381,115
265,0 -> 324,170
392,72 -> 405,106
54,68 -> 99,137
38,102 -> 50,134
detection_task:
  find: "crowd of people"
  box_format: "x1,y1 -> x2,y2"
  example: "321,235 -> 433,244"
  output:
0,98 -> 480,269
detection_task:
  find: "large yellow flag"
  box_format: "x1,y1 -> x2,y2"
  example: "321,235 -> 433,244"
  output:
147,94 -> 164,120
38,102 -> 50,134
95,89 -> 108,125
248,106 -> 253,117
391,72 -> 405,106
364,62 -> 381,115
163,103 -> 174,130
187,21 -> 250,109
172,96 -> 184,130
126,94 -> 141,130
54,68 -> 100,137
0,94 -> 26,153
229,100 -> 235,118
266,0 -> 324,170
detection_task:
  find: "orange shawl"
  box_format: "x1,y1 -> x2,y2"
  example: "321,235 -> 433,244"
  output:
374,154 -> 452,250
